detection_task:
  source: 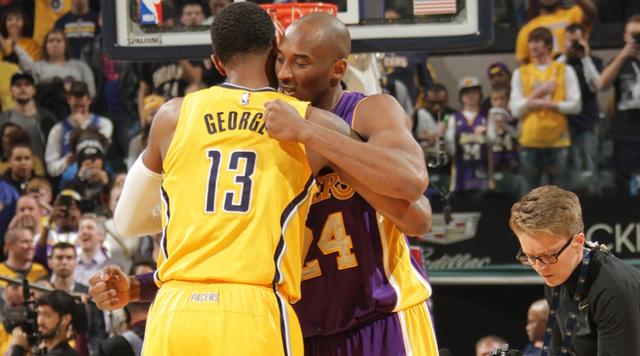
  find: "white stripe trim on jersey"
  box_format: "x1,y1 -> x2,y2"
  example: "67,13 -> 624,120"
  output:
159,186 -> 170,261
153,269 -> 161,285
376,212 -> 403,311
397,308 -> 414,356
275,290 -> 292,356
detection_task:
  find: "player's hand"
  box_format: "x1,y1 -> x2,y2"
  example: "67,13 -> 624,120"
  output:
88,265 -> 130,310
264,99 -> 309,142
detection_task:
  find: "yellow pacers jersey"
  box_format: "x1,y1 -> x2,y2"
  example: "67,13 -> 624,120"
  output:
519,61 -> 570,148
515,5 -> 586,62
157,83 -> 314,303
0,262 -> 48,288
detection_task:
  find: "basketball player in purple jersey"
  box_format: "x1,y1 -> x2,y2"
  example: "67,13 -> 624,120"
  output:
265,14 -> 439,356
89,11 -> 437,356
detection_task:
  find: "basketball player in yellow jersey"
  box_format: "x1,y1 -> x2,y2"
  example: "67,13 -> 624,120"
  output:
111,3 -> 349,355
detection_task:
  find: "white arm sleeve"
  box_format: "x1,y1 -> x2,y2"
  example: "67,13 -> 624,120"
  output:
113,154 -> 163,237
509,69 -> 528,119
557,65 -> 582,115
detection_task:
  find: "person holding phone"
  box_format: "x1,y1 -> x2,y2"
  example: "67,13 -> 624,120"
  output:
41,190 -> 82,245
598,14 -> 640,196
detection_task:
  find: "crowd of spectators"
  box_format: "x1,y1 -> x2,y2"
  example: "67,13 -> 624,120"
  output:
0,1 -> 186,353
401,0 -> 640,204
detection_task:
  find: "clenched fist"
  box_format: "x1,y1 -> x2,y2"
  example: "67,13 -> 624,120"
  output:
88,265 -> 132,310
264,99 -> 309,142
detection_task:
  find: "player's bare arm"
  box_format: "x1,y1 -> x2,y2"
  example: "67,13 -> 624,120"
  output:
347,94 -> 429,199
265,99 -> 345,176
142,98 -> 182,173
113,98 -> 182,237
319,94 -> 428,201
265,99 -> 431,235
265,95 -> 428,201
333,166 -> 432,236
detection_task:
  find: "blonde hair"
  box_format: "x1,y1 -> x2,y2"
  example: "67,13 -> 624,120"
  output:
627,14 -> 640,25
509,185 -> 583,239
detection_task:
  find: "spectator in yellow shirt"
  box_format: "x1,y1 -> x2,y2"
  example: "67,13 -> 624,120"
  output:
515,0 -> 597,65
0,227 -> 48,287
0,7 -> 41,65
0,60 -> 19,111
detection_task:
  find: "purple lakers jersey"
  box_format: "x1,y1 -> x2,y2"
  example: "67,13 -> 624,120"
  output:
293,91 -> 432,337
450,111 -> 490,192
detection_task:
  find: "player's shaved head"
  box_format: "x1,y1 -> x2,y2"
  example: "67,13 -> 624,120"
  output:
287,13 -> 351,59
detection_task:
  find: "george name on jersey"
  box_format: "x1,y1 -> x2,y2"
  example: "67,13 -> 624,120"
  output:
204,111 -> 267,135
312,172 -> 355,204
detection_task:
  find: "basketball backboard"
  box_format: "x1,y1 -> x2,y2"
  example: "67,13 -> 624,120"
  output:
102,0 -> 493,61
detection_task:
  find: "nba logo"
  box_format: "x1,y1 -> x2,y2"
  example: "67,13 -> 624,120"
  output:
140,0 -> 163,25
241,92 -> 250,106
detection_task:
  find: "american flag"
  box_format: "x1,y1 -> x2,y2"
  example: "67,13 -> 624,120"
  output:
413,0 -> 457,15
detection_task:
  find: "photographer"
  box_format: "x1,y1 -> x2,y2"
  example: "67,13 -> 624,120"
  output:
556,24 -> 603,176
510,186 -> 640,355
62,131 -> 111,213
598,15 -> 640,196
41,191 -> 82,245
9,290 -> 80,356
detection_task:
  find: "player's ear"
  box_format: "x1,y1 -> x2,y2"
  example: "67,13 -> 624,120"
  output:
211,54 -> 227,77
330,58 -> 347,87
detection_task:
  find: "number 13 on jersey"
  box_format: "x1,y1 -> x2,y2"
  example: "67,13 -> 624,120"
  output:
204,149 -> 257,213
302,212 -> 359,281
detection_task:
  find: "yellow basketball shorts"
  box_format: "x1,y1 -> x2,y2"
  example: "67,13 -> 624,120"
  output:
141,281 -> 303,356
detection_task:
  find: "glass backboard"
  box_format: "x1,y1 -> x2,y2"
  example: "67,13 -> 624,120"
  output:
102,0 -> 493,61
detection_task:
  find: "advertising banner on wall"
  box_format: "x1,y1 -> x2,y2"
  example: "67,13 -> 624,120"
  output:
410,196 -> 640,285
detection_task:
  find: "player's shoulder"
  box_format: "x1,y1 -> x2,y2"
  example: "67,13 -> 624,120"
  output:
152,97 -> 183,133
159,97 -> 184,116
355,93 -> 402,112
351,93 -> 407,132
